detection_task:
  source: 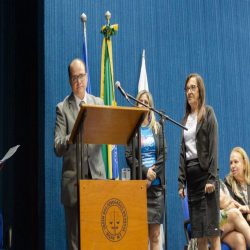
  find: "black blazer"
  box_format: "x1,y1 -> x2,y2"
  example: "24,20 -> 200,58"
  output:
178,105 -> 219,190
125,126 -> 167,186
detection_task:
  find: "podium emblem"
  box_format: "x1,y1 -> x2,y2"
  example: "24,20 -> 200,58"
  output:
101,198 -> 128,242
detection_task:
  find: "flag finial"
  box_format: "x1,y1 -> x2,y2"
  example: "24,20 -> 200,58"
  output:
81,13 -> 87,33
81,13 -> 87,23
105,11 -> 111,24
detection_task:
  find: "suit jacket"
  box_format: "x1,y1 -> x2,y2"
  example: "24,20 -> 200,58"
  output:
178,105 -> 219,190
54,93 -> 106,207
125,126 -> 167,186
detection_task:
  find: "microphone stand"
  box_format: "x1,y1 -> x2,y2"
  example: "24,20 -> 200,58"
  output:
159,110 -> 168,250
126,92 -> 187,250
126,93 -> 187,130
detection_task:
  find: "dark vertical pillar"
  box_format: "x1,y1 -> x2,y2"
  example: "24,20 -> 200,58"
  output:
0,0 -> 39,249
38,0 -> 45,248
1,0 -> 16,245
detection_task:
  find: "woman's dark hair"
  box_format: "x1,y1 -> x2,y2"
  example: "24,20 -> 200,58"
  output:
183,73 -> 206,123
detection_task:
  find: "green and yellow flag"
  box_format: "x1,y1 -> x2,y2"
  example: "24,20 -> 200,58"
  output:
100,23 -> 119,179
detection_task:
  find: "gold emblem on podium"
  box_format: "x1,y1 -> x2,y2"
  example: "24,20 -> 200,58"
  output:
101,198 -> 128,242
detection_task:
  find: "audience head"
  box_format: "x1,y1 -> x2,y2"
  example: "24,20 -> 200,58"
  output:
229,147 -> 250,183
226,147 -> 250,199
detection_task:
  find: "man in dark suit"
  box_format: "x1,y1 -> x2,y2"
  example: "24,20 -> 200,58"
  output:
54,58 -> 106,250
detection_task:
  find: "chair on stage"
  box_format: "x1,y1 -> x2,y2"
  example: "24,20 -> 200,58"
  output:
181,189 -> 231,250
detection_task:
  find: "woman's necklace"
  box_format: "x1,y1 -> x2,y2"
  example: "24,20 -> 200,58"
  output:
241,184 -> 248,205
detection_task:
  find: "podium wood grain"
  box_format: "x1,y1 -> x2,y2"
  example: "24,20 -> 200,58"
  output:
68,105 -> 148,145
79,180 -> 148,249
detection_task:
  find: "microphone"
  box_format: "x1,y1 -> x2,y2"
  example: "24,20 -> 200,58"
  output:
115,81 -> 129,102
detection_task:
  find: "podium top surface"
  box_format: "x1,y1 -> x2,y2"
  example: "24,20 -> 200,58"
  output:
68,105 -> 148,145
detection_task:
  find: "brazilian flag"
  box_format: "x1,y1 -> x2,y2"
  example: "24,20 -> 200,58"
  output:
100,23 -> 119,179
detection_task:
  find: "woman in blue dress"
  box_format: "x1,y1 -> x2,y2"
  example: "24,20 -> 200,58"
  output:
125,90 -> 167,250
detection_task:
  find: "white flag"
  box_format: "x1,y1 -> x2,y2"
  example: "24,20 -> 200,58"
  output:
138,50 -> 149,92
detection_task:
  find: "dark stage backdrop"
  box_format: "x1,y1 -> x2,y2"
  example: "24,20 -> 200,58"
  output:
0,0 -> 39,249
1,0 -> 250,249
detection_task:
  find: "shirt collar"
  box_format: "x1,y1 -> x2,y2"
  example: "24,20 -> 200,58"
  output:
74,93 -> 87,111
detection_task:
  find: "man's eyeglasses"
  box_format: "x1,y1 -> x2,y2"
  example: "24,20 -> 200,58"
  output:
70,73 -> 87,83
184,85 -> 198,93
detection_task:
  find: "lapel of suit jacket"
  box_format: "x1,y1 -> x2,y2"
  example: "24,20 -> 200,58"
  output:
196,119 -> 203,134
153,129 -> 159,157
181,118 -> 187,143
67,93 -> 78,120
86,94 -> 94,105
196,105 -> 206,134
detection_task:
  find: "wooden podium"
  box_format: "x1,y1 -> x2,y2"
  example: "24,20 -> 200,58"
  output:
79,180 -> 147,249
68,105 -> 148,145
69,105 -> 149,249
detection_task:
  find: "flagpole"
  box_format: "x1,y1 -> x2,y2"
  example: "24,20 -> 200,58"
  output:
81,13 -> 87,52
100,11 -> 119,180
81,13 -> 92,94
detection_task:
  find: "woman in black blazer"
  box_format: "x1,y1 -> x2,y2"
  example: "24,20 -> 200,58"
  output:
178,74 -> 220,249
125,90 -> 167,250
